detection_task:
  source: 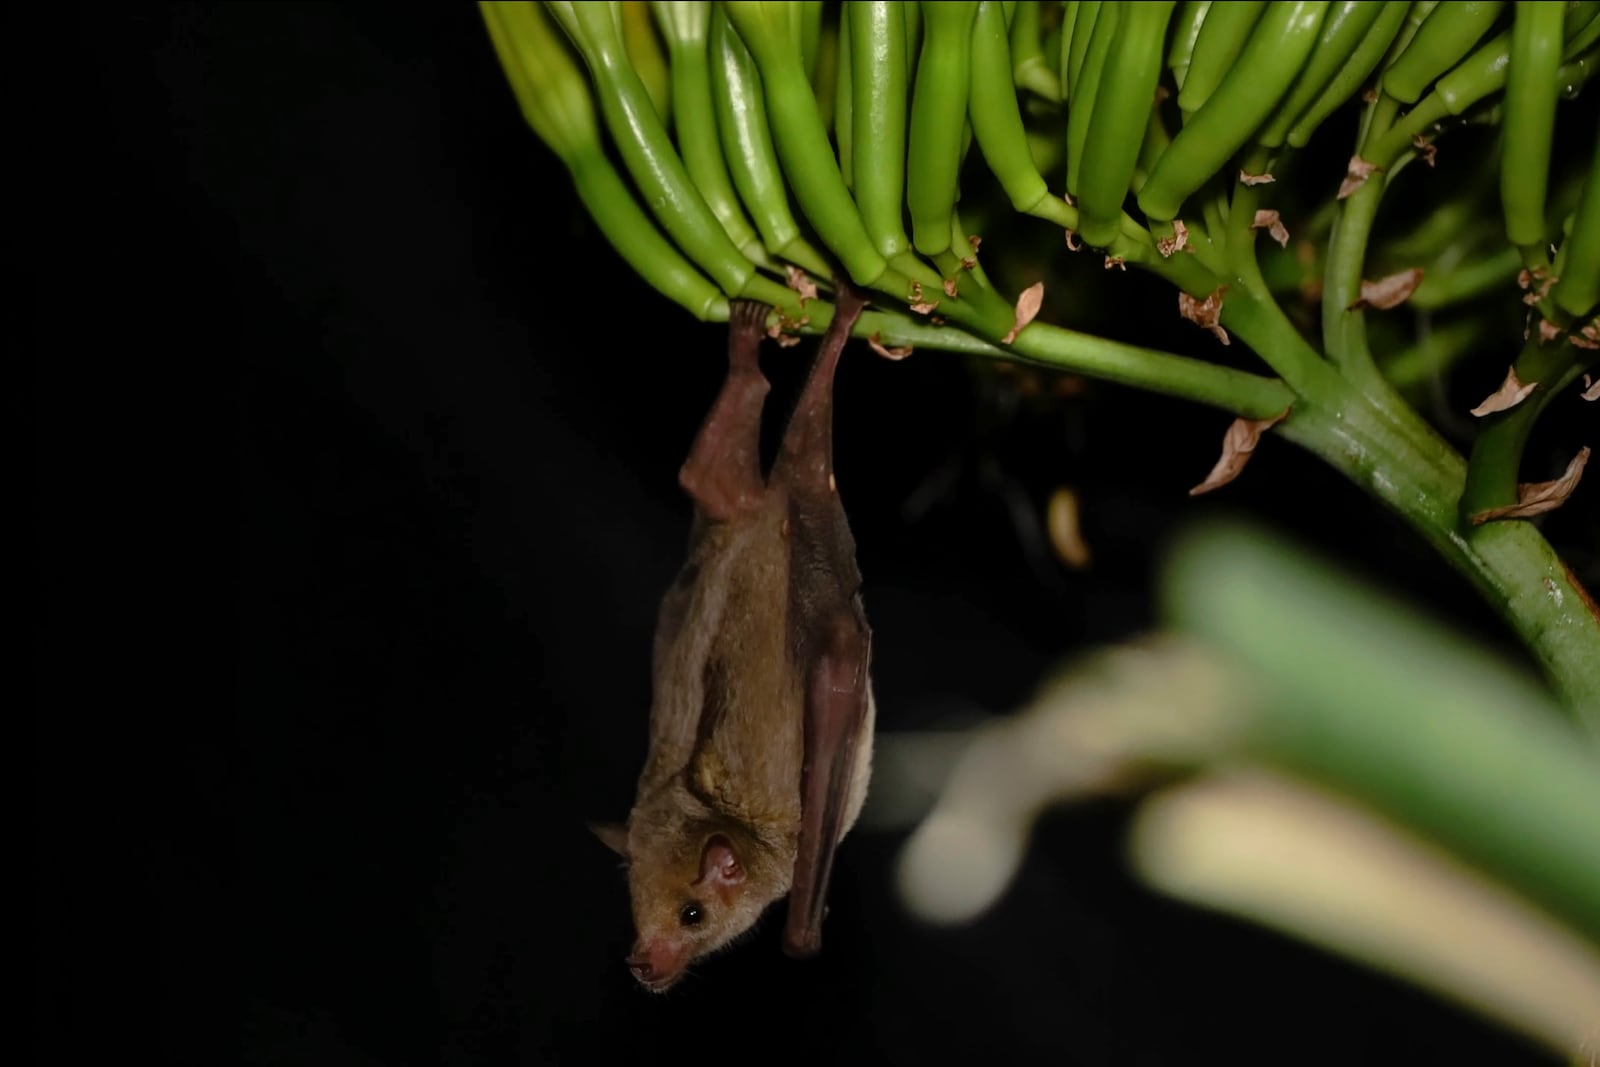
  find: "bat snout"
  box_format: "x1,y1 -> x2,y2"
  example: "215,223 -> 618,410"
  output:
626,941 -> 687,993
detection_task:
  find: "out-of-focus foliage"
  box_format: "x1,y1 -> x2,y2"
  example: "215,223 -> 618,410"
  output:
890,523 -> 1600,1058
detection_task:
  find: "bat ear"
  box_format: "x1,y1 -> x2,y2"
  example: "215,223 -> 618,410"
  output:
699,834 -> 745,894
589,821 -> 631,861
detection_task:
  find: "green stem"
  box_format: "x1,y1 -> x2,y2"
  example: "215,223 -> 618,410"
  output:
1216,280 -> 1345,400
1409,245 -> 1520,309
764,302 -> 1296,417
1277,388 -> 1600,728
1008,324 -> 1296,416
1226,147 -> 1278,301
1322,99 -> 1395,391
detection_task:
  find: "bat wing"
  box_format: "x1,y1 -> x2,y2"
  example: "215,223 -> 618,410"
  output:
773,281 -> 875,959
782,598 -> 872,958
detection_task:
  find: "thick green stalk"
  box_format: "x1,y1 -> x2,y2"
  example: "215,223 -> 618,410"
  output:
1195,158 -> 1600,717
1276,387 -> 1600,728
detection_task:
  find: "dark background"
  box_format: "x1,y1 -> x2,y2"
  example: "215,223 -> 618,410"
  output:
30,4 -> 1596,1066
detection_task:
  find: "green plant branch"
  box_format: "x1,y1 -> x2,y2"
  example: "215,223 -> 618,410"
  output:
1216,284 -> 1345,401
1225,147 -> 1277,302
1008,323 -> 1294,416
779,301 -> 1297,419
1409,245 -> 1520,309
1277,392 -> 1600,730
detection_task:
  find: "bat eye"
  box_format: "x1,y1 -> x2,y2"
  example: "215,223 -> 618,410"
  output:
679,902 -> 705,928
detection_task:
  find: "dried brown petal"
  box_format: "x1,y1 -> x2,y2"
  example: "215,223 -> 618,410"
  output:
1470,447 -> 1591,524
1002,281 -> 1045,344
766,310 -> 806,347
785,266 -> 818,304
1190,410 -> 1290,496
1518,267 -> 1555,306
960,256 -> 977,271
1065,229 -> 1082,251
1470,367 -> 1539,416
1046,487 -> 1092,570
1362,88 -> 1378,104
1574,319 -> 1600,350
1104,255 -> 1127,271
1349,267 -> 1423,310
1251,209 -> 1290,248
1239,169 -> 1275,186
1582,374 -> 1599,401
969,235 -> 982,250
943,277 -> 959,298
867,332 -> 914,361
1179,287 -> 1231,346
1157,219 -> 1189,257
1411,134 -> 1436,167
907,280 -> 939,315
1537,319 -> 1562,345
1338,156 -> 1380,199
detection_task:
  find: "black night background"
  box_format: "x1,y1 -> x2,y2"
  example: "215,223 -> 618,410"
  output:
29,4 -> 1595,1065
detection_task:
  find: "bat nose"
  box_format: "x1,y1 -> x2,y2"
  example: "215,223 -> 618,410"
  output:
627,941 -> 686,990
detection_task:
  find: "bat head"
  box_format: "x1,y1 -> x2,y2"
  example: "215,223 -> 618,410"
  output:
594,795 -> 789,993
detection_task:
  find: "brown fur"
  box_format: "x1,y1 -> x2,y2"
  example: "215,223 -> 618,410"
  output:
602,290 -> 877,991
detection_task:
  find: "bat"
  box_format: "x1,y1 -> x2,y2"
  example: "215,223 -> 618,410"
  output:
592,282 -> 876,993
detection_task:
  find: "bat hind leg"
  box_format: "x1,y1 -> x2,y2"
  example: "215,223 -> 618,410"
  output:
679,300 -> 773,521
773,282 -> 869,494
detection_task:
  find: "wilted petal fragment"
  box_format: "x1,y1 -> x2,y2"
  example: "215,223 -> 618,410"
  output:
1338,156 -> 1380,199
1189,410 -> 1290,496
1046,487 -> 1092,570
1470,448 -> 1591,524
1349,268 -> 1423,310
1179,287 -> 1230,346
1469,367 -> 1538,417
1002,282 -> 1045,344
1251,210 -> 1290,248
868,333 -> 914,361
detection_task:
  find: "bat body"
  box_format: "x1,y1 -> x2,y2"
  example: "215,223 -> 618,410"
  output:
595,285 -> 876,993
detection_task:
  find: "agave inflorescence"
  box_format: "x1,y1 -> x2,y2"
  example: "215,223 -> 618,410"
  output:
483,2 -> 1600,723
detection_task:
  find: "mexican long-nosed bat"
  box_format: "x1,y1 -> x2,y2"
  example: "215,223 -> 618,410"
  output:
593,283 -> 876,993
